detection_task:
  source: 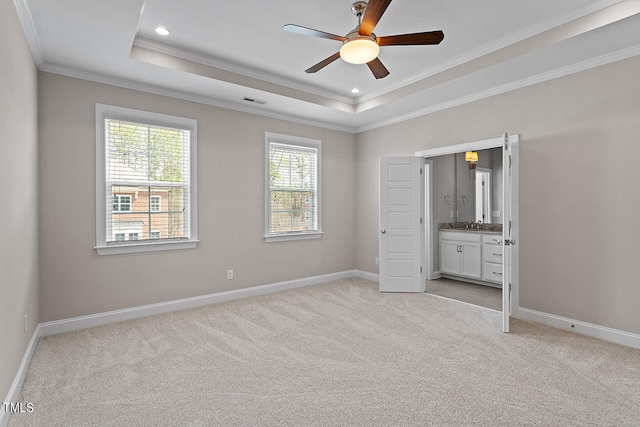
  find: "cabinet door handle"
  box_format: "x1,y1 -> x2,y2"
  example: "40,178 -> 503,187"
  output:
493,272 -> 503,275
492,253 -> 502,256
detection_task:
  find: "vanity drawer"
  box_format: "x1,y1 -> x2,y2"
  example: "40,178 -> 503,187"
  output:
483,262 -> 503,283
440,231 -> 482,243
483,244 -> 503,264
482,234 -> 502,245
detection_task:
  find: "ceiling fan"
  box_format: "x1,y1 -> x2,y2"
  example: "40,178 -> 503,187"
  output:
283,0 -> 444,79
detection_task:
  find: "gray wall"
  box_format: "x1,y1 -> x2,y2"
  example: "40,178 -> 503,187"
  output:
38,73 -> 357,322
0,0 -> 39,402
355,55 -> 640,335
430,154 -> 455,270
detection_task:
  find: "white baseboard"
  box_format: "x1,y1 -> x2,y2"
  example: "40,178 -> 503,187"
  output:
39,270 -> 357,337
1,326 -> 41,427
518,307 -> 640,349
354,269 -> 379,282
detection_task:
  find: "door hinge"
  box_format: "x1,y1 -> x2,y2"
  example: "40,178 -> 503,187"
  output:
504,132 -> 509,150
420,267 -> 423,273
420,217 -> 423,224
420,168 -> 423,175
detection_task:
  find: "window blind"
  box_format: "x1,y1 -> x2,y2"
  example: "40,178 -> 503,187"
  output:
268,142 -> 318,234
105,118 -> 191,243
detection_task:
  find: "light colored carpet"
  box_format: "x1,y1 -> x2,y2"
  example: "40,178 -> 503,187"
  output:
9,278 -> 640,426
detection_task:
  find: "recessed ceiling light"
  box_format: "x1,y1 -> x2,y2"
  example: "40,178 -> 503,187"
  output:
155,27 -> 170,36
351,88 -> 360,94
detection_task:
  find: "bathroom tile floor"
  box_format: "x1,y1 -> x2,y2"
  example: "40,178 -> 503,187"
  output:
426,278 -> 502,311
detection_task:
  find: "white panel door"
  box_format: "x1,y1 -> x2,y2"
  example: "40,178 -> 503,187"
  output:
502,133 -> 514,333
379,157 -> 424,292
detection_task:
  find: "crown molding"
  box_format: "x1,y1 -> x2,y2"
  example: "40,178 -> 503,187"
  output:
39,41 -> 640,136
38,63 -> 358,134
356,0 -> 625,104
355,44 -> 640,133
12,0 -> 43,66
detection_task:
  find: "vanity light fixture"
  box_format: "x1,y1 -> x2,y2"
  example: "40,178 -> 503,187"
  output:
465,151 -> 478,170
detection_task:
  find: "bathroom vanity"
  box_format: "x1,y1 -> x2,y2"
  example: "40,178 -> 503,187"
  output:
439,225 -> 503,288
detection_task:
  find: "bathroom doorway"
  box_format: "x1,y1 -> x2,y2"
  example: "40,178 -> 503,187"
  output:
416,134 -> 519,331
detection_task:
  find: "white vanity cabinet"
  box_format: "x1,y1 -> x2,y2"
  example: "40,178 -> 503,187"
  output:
439,231 -> 482,279
482,234 -> 503,284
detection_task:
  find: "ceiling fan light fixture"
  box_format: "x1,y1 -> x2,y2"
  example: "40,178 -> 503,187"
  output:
340,37 -> 379,64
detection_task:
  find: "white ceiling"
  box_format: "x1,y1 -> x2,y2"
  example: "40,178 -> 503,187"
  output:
17,0 -> 640,133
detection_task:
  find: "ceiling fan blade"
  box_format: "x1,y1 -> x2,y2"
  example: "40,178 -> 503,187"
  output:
359,0 -> 392,36
305,52 -> 341,74
283,24 -> 346,42
377,31 -> 444,46
367,57 -> 389,79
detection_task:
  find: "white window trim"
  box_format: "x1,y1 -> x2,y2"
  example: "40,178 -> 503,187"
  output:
264,132 -> 322,243
95,104 -> 198,255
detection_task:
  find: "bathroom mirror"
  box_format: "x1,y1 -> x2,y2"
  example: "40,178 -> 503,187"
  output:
452,148 -> 503,224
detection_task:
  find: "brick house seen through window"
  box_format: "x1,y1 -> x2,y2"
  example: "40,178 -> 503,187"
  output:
110,163 -> 184,242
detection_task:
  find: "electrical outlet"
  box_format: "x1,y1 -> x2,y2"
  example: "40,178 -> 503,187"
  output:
227,269 -> 233,280
375,257 -> 379,265
24,314 -> 28,334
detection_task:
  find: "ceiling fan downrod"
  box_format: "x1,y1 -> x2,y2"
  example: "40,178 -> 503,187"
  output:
351,1 -> 368,25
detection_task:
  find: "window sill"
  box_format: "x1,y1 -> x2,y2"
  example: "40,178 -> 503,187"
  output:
264,232 -> 323,243
95,240 -> 199,255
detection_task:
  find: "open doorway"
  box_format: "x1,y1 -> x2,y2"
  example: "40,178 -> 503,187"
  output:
416,134 -> 519,331
378,134 -> 518,331
423,148 -> 503,311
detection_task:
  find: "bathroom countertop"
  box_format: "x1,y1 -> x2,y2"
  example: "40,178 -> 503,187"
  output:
438,222 -> 503,234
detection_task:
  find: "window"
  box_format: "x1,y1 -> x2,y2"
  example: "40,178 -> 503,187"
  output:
264,132 -> 321,242
112,195 -> 132,212
150,195 -> 161,212
95,104 -> 198,255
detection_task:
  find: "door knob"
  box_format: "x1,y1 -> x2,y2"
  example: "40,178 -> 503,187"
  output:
380,229 -> 386,234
